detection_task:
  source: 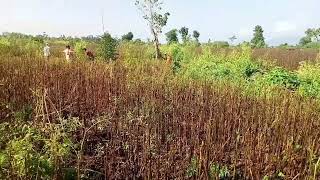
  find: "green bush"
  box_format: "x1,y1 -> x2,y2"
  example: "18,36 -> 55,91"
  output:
74,40 -> 88,59
259,67 -> 300,90
98,33 -> 118,61
180,45 -> 261,83
297,63 -> 320,98
0,118 -> 77,179
162,43 -> 184,72
303,42 -> 320,49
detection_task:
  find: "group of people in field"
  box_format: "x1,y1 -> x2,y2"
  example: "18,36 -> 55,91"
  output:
43,43 -> 95,61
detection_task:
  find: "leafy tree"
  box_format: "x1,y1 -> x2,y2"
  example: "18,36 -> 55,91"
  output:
251,25 -> 266,48
305,28 -> 320,42
299,28 -> 320,47
98,33 -> 118,61
229,35 -> 237,44
135,0 -> 170,59
299,36 -> 312,46
193,30 -> 200,42
121,32 -> 134,41
165,29 -> 179,44
179,27 -> 189,43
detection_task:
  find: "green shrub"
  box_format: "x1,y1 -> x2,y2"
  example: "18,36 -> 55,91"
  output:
209,163 -> 231,180
162,43 -> 184,72
74,40 -> 88,59
209,41 -> 230,48
303,42 -> 320,49
0,118 -> 77,179
259,67 -> 300,90
180,45 -> 261,83
297,63 -> 320,98
98,33 -> 118,61
186,156 -> 198,178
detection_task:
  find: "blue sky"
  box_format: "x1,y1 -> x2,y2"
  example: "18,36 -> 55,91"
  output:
0,0 -> 319,45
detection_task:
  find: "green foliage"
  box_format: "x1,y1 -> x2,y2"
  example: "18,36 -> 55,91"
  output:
193,30 -> 200,43
299,27 -> 320,48
303,42 -> 320,49
162,43 -> 184,72
209,163 -> 231,180
260,67 -> 300,90
0,36 -> 43,57
263,171 -> 285,180
251,25 -> 266,48
14,105 -> 33,122
135,0 -> 170,59
165,29 -> 179,44
74,40 -> 89,59
0,118 -> 78,179
181,46 -> 259,83
121,32 -> 134,41
179,27 -> 190,43
297,63 -> 320,99
209,41 -> 230,48
305,28 -> 320,42
229,35 -> 237,44
120,41 -> 154,67
98,33 -> 118,61
186,156 -> 198,178
299,36 -> 312,46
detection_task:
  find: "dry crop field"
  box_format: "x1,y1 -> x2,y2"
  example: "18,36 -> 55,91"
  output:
0,45 -> 320,180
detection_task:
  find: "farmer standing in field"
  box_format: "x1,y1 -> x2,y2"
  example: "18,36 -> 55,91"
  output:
83,48 -> 95,61
43,43 -> 50,60
63,45 -> 74,61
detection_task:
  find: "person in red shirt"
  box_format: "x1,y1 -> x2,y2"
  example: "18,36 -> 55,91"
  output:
83,48 -> 95,61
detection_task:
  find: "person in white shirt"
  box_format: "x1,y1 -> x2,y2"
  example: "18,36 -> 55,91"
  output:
43,43 -> 50,60
63,45 -> 74,61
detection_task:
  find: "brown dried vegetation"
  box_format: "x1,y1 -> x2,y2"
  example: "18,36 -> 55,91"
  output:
0,54 -> 319,179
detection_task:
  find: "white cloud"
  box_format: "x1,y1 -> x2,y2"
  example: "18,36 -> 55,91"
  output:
273,21 -> 297,33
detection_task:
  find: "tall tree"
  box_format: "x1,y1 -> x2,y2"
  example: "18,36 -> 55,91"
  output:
179,27 -> 189,43
193,30 -> 200,42
121,32 -> 134,41
251,25 -> 266,48
165,29 -> 179,44
135,0 -> 170,59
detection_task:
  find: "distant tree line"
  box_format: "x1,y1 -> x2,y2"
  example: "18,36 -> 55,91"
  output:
165,27 -> 201,45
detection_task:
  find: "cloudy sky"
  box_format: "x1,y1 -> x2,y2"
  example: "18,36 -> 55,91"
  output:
0,0 -> 319,45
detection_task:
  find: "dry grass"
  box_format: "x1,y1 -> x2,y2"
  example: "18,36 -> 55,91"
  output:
1,55 -> 319,179
253,48 -> 319,69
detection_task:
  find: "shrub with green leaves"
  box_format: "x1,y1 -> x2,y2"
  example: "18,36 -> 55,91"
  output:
0,118 -> 77,179
209,163 -> 231,180
74,40 -> 89,59
186,156 -> 198,178
98,33 -> 118,61
259,67 -> 300,90
162,43 -> 184,72
180,45 -> 262,84
297,62 -> 320,98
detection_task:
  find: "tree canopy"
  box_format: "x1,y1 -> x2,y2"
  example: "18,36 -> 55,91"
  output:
121,32 -> 134,41
179,27 -> 189,43
251,25 -> 266,48
135,0 -> 170,59
165,29 -> 179,44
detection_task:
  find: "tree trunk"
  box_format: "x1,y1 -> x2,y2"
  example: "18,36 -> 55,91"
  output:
154,37 -> 161,59
148,21 -> 161,59
150,27 -> 161,59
